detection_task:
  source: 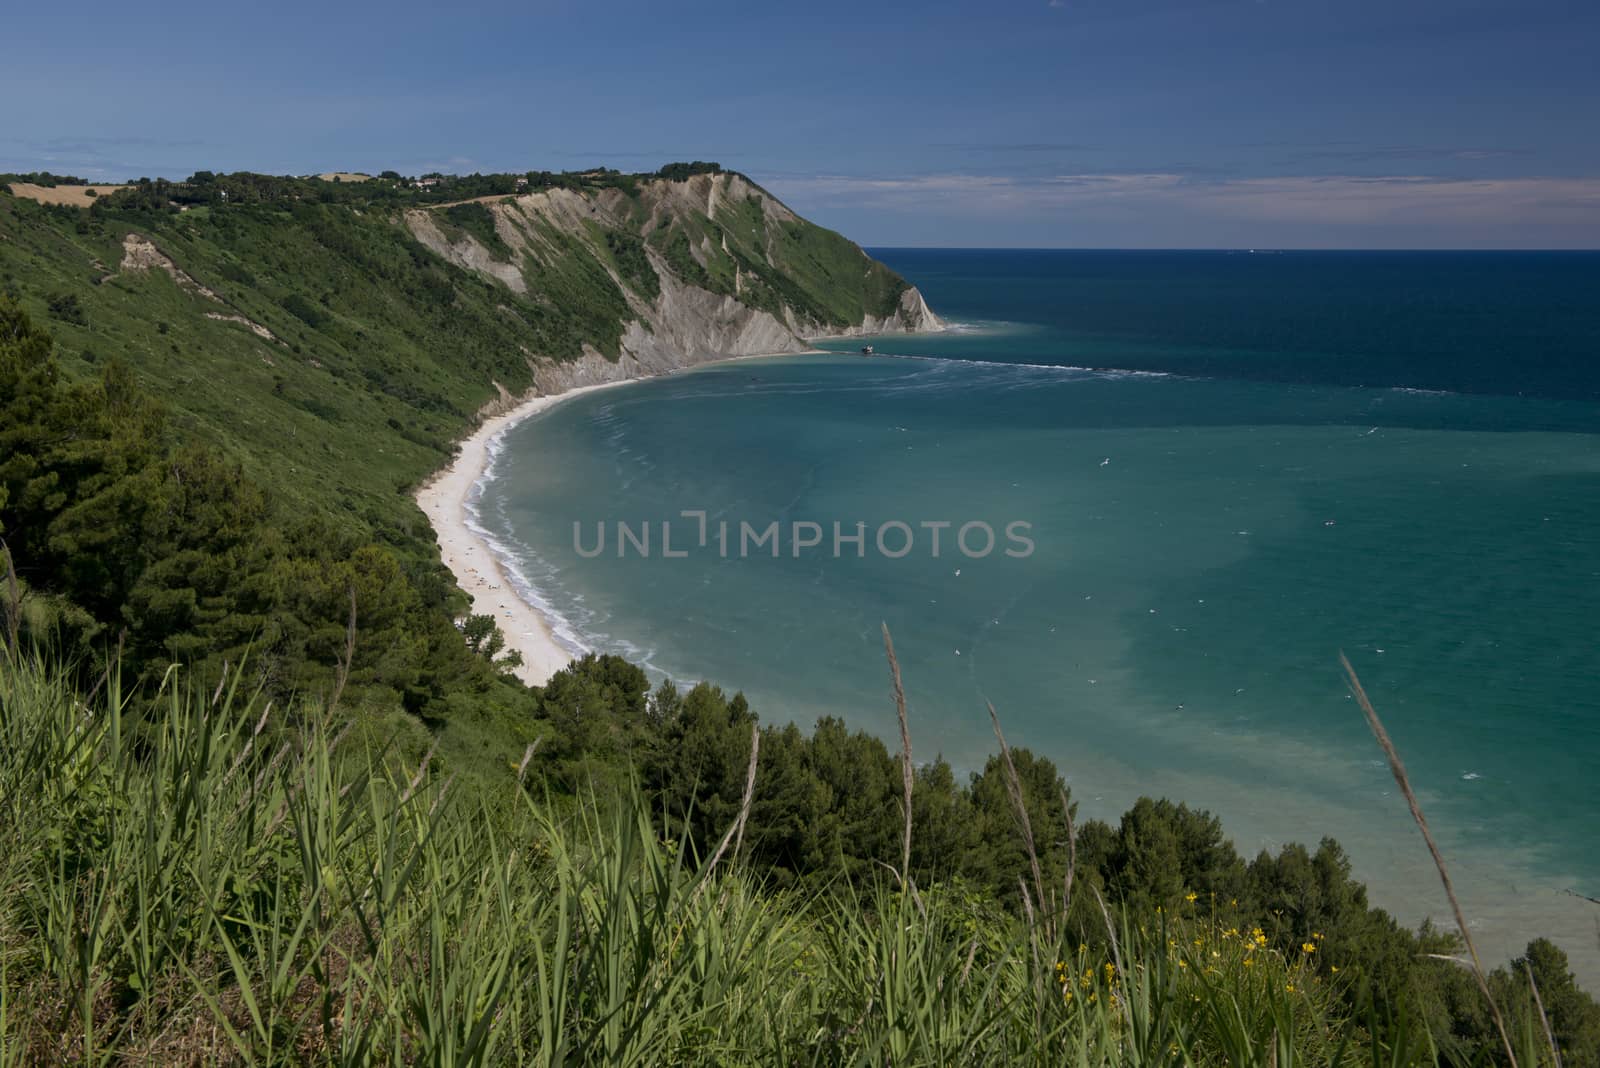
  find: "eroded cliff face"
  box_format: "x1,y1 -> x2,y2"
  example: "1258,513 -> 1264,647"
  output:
403,172 -> 942,400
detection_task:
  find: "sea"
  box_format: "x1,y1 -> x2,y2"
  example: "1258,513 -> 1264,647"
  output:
474,249 -> 1600,978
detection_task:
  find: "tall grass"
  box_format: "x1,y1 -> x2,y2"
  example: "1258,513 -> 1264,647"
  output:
0,646 -> 811,1063
0,642 -> 1554,1064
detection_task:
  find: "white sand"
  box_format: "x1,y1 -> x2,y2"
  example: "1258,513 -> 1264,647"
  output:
418,344 -> 863,685
415,379 -> 640,685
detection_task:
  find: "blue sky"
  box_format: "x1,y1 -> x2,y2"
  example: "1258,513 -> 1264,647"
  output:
6,0 -> 1598,247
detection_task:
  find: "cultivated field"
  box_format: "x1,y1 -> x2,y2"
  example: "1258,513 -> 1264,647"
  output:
6,182 -> 129,206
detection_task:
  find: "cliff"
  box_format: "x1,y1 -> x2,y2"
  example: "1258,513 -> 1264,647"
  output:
401,172 -> 941,397
0,164 -> 943,709
0,169 -> 940,518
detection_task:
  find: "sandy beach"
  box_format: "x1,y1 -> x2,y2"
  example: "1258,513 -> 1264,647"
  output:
415,378 -> 641,685
416,350 -> 825,685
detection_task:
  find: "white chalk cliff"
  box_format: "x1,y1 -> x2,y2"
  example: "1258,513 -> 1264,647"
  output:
403,172 -> 943,404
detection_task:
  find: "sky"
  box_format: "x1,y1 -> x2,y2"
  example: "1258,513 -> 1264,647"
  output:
6,0 -> 1599,248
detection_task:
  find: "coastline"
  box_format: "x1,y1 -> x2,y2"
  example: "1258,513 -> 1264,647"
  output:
414,334 -> 1600,985
415,349 -> 829,686
415,377 -> 642,685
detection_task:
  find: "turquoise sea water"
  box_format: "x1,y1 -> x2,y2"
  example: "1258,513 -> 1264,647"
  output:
477,251 -> 1600,975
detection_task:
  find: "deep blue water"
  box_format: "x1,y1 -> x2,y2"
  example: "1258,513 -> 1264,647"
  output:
860,249 -> 1600,408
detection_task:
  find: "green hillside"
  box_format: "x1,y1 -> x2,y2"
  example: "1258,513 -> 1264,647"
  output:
0,166 -> 922,766
1,169 -> 1596,1064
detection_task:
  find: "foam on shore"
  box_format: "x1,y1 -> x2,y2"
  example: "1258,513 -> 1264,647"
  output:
415,379 -> 640,685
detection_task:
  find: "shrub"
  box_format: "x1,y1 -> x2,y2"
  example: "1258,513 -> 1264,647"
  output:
46,291 -> 86,325
280,291 -> 326,327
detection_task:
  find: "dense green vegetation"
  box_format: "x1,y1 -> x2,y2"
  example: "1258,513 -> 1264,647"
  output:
0,160 -> 914,775
5,162 -> 913,342
0,164 -> 716,211
0,296 -> 535,770
439,202 -> 512,260
2,170 -> 1596,1063
643,185 -> 909,328
599,227 -> 660,301
514,221 -> 636,359
0,171 -> 95,187
2,638 -> 1596,1063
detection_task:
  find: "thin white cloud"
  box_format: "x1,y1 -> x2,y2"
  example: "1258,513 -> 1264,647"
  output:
766,171 -> 1600,235
1197,174 -> 1600,227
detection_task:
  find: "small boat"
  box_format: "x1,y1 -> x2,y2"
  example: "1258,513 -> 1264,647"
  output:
860,344 -> 874,355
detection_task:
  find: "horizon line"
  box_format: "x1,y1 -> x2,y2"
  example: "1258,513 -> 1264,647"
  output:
862,245 -> 1600,253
